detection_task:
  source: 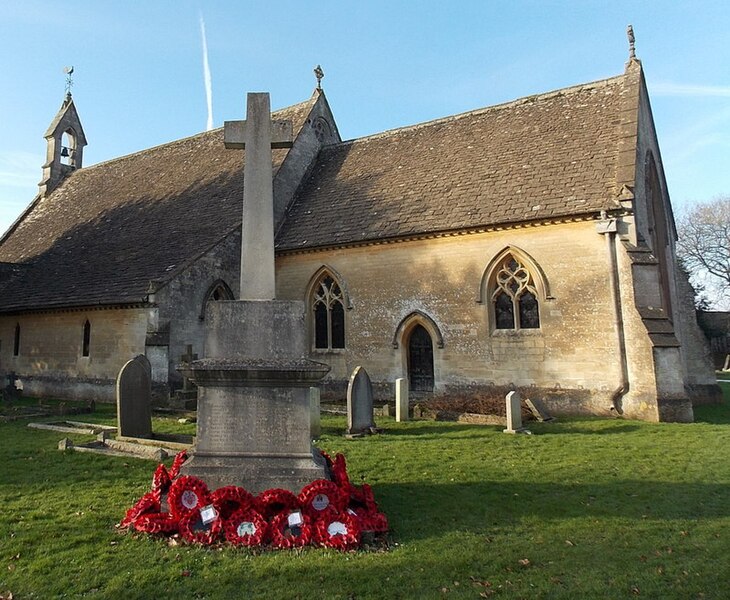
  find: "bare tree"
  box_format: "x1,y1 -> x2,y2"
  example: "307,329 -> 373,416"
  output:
676,196 -> 730,307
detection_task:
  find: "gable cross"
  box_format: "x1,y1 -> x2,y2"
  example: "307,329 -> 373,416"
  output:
224,93 -> 293,300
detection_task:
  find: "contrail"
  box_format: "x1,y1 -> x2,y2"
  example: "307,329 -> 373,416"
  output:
199,13 -> 213,131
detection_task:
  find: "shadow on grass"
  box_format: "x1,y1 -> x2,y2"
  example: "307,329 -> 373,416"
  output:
375,479 -> 730,543
694,382 -> 730,424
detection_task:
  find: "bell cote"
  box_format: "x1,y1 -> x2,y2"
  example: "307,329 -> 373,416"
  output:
39,92 -> 87,197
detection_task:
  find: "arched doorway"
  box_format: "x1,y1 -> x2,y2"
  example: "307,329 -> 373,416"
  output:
408,324 -> 434,392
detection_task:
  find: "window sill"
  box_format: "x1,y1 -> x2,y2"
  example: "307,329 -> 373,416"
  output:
311,348 -> 347,355
490,328 -> 542,337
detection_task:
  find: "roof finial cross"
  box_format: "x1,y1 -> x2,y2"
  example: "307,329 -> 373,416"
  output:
314,64 -> 324,90
63,66 -> 74,99
627,25 -> 636,60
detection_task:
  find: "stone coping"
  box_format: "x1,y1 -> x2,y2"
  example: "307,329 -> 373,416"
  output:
185,357 -> 330,370
180,357 -> 330,387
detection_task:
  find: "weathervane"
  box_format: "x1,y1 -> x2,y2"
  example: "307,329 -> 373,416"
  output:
314,64 -> 324,90
627,25 -> 636,60
63,66 -> 74,98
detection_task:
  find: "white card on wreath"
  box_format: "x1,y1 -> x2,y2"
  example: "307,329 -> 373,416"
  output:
200,504 -> 218,524
288,511 -> 303,527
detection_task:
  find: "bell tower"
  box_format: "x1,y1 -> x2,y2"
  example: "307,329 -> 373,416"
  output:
39,89 -> 87,197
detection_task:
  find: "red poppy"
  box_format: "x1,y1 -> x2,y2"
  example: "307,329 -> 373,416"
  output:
314,511 -> 361,551
120,492 -> 160,529
299,479 -> 345,520
179,508 -> 222,545
133,512 -> 179,535
224,508 -> 268,547
168,476 -> 211,520
151,464 -> 171,501
168,450 -> 188,480
255,488 -> 300,520
212,485 -> 254,520
269,510 -> 313,549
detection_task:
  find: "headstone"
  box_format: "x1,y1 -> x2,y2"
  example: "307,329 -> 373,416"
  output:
525,398 -> 554,422
3,372 -> 20,403
310,387 -> 321,439
116,354 -> 152,439
395,377 -> 409,422
179,345 -> 198,393
503,391 -> 529,434
347,366 -> 376,435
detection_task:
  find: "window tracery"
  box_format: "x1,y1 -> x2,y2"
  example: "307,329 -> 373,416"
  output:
312,275 -> 345,349
490,255 -> 541,330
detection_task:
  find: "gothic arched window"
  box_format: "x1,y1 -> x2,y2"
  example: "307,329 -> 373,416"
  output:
490,254 -> 541,330
312,274 -> 345,350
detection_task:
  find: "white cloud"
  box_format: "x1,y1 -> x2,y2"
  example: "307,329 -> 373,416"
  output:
0,151 -> 41,188
651,82 -> 730,97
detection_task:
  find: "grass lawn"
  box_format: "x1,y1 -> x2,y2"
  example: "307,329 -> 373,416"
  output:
1,384 -> 729,599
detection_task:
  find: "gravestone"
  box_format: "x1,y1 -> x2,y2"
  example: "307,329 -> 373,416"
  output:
395,377 -> 409,422
116,355 -> 152,439
310,387 -> 321,439
178,92 -> 330,493
525,397 -> 554,422
347,366 -> 376,435
503,390 -> 529,434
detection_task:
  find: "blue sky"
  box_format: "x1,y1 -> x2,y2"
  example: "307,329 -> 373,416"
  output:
1,1 -> 729,236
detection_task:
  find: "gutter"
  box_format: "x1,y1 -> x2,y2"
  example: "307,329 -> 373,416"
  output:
597,211 -> 629,414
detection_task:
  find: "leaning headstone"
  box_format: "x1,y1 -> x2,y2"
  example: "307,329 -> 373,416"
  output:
525,398 -> 555,422
116,355 -> 152,439
347,366 -> 376,435
395,378 -> 409,422
503,391 -> 529,434
310,387 -> 321,439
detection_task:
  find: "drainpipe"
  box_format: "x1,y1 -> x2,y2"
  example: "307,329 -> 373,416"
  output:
597,211 -> 629,415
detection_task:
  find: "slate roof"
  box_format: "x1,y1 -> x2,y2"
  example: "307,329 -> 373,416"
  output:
277,74 -> 630,251
0,70 -> 640,313
0,97 -> 316,313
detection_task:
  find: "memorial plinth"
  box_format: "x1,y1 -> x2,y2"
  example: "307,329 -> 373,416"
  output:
179,301 -> 331,493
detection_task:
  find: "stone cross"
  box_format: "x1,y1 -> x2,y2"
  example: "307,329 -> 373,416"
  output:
224,93 -> 293,300
179,344 -> 198,392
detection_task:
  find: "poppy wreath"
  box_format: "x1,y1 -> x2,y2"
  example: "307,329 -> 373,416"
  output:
357,509 -> 389,533
168,450 -> 188,480
224,508 -> 268,547
330,453 -> 351,489
134,512 -> 179,535
179,509 -> 223,545
120,492 -> 160,529
212,486 -> 254,520
255,488 -> 300,520
269,511 -> 313,549
314,511 -> 361,551
168,476 -> 211,520
151,464 -> 171,501
299,479 -> 346,520
347,482 -> 379,514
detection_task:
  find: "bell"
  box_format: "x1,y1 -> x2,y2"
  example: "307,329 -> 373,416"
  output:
60,147 -> 70,158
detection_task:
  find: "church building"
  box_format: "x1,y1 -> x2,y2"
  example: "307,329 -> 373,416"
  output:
0,49 -> 720,422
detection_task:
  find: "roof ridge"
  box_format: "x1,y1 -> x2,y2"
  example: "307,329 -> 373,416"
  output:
333,72 -> 627,147
79,97 -> 316,172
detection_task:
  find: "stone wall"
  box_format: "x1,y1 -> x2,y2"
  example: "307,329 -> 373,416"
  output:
0,308 -> 148,401
276,221 -> 625,417
152,231 -> 241,391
